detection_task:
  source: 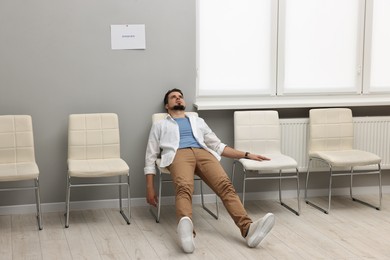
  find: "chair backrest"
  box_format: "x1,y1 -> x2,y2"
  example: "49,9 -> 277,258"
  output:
234,110 -> 281,154
0,115 -> 36,164
152,112 -> 199,123
68,113 -> 121,160
308,108 -> 354,153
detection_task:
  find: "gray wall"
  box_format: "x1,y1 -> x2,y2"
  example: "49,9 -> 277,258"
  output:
0,0 -> 389,207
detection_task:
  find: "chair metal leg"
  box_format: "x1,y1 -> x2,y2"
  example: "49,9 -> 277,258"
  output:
242,171 -> 247,207
378,165 -> 382,209
231,161 -> 237,184
35,178 -> 43,230
150,172 -> 163,223
127,175 -> 131,220
327,170 -> 333,213
237,161 -> 300,215
351,164 -> 382,210
307,159 -> 382,213
65,175 -> 131,228
296,169 -> 301,214
118,176 -> 122,206
349,167 -> 354,199
119,175 -> 131,225
65,176 -> 71,228
155,173 -> 163,223
279,169 -> 300,216
119,175 -> 122,208
305,158 -> 331,214
200,181 -> 219,219
278,170 -> 282,204
304,159 -> 311,201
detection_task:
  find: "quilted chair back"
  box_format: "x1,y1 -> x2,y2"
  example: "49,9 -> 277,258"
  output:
309,108 -> 354,154
234,111 -> 281,155
0,115 -> 35,164
68,113 -> 121,160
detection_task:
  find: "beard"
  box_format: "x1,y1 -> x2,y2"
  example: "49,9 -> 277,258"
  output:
173,105 -> 186,111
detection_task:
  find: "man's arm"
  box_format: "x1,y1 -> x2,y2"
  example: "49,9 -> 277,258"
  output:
146,174 -> 158,207
144,123 -> 160,207
196,117 -> 270,161
221,146 -> 270,161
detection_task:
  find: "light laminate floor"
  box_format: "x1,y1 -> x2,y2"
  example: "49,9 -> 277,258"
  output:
1,194 -> 389,259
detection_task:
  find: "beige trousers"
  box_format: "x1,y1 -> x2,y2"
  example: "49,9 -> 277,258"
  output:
168,148 -> 252,237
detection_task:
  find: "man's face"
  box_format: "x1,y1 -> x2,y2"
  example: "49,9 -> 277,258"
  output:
165,91 -> 186,111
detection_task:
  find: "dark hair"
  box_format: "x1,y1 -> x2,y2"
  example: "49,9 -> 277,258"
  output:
163,88 -> 184,105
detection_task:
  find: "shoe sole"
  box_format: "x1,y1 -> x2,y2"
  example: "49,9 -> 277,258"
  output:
177,217 -> 195,253
247,213 -> 275,248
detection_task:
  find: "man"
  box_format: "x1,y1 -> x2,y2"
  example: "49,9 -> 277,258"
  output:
144,88 -> 275,253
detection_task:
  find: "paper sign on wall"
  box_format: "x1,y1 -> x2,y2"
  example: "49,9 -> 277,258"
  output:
111,24 -> 146,50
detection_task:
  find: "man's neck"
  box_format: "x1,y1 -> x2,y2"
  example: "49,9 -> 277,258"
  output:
168,110 -> 185,118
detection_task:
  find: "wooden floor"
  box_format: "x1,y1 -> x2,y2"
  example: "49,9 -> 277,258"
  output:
1,194 -> 390,259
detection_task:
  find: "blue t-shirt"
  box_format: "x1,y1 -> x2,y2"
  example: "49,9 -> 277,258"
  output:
174,117 -> 202,149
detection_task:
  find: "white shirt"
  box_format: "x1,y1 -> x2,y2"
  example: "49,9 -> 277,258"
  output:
144,114 -> 227,175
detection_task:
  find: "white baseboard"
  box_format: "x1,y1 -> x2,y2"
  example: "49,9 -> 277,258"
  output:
1,185 -> 389,215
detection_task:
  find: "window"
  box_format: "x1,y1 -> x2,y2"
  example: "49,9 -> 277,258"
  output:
197,0 -> 276,96
196,0 -> 390,110
279,0 -> 363,94
365,0 -> 390,92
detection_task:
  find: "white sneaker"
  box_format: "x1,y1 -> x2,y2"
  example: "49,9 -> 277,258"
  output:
177,216 -> 195,253
245,213 -> 275,248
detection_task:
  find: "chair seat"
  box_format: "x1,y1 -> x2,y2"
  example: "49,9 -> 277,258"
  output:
155,158 -> 170,174
68,158 -> 129,177
0,162 -> 39,181
310,150 -> 381,167
238,153 -> 298,171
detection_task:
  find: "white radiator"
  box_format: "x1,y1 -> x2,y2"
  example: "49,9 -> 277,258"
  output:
280,116 -> 390,170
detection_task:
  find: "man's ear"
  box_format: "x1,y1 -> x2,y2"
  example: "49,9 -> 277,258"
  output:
165,104 -> 169,110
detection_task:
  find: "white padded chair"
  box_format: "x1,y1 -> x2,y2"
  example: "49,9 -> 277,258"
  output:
65,113 -> 130,227
232,111 -> 300,215
149,112 -> 219,223
0,115 -> 42,230
305,108 -> 382,214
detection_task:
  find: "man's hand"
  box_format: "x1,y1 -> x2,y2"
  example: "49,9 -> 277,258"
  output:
146,174 -> 158,207
146,185 -> 158,207
246,153 -> 270,161
222,146 -> 271,161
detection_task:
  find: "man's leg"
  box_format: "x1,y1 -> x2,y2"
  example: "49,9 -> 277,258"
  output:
193,148 -> 252,237
169,149 -> 197,253
168,149 -> 196,222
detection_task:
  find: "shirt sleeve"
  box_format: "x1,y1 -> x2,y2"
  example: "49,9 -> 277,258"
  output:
144,123 -> 160,175
198,117 -> 227,155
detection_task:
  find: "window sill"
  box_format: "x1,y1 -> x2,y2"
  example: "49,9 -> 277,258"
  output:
194,94 -> 390,110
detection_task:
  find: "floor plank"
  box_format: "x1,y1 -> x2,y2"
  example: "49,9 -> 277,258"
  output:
0,215 -> 12,260
105,208 -> 160,260
39,212 -> 72,260
62,210 -> 102,260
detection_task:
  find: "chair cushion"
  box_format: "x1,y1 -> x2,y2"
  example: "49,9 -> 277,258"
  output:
68,158 -> 129,177
310,150 -> 381,167
238,153 -> 298,171
0,162 -> 39,181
